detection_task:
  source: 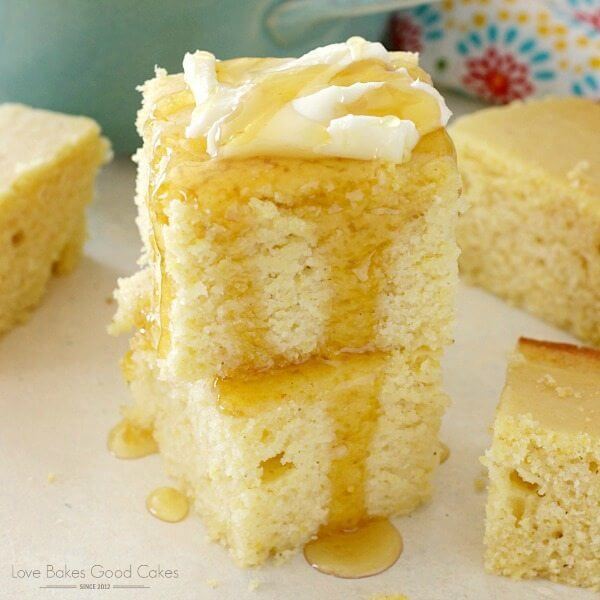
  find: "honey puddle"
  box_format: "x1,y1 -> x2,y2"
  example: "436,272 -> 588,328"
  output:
146,487 -> 189,523
304,518 -> 403,579
108,420 -> 158,459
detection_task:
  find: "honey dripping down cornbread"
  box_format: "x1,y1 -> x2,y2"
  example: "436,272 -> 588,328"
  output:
0,104 -> 110,334
483,338 -> 600,590
110,37 -> 461,566
451,98 -> 600,346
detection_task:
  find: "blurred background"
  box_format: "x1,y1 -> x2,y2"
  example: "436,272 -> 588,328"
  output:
1,0 -> 597,153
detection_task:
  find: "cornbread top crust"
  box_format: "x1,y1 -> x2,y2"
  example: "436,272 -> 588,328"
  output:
0,103 -> 107,198
450,97 -> 600,209
501,337 -> 600,436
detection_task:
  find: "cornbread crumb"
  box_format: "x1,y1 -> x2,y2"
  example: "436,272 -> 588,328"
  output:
47,472 -> 56,484
537,373 -> 582,399
435,442 -> 450,465
346,190 -> 364,203
205,578 -> 220,589
247,578 -> 262,592
370,594 -> 408,600
0,104 -> 109,334
452,98 -> 600,346
484,338 -> 600,590
566,159 -> 590,188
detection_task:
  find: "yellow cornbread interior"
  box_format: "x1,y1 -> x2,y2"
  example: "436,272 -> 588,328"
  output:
452,97 -> 600,346
0,104 -> 109,335
484,338 -> 600,590
217,352 -> 385,532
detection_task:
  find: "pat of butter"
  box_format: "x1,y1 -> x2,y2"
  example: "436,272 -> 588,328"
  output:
183,37 -> 451,163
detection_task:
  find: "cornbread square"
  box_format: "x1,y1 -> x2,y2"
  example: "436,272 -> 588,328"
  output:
112,40 -> 461,566
123,345 -> 448,566
113,63 -> 460,380
451,98 -> 600,346
484,338 -> 600,589
0,103 -> 109,334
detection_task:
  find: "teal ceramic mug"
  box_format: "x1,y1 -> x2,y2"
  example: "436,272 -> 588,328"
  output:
0,0 -> 429,153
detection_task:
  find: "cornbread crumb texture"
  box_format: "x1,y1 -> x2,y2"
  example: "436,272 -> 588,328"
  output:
114,54 -> 460,566
452,97 -> 600,346
205,578 -> 219,589
484,338 -> 600,590
0,103 -> 109,334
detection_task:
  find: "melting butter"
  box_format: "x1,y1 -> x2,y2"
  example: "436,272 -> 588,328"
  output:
183,37 -> 450,162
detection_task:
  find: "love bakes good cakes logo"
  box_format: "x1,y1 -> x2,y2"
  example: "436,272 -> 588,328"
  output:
11,563 -> 179,591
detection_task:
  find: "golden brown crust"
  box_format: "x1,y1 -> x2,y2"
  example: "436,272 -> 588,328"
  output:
518,336 -> 600,365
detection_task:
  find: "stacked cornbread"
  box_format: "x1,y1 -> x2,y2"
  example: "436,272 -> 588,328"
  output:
111,38 -> 461,565
484,338 -> 600,589
451,98 -> 600,346
0,104 -> 109,334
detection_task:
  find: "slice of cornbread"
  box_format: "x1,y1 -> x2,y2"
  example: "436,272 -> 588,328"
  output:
112,38 -> 461,565
483,338 -> 600,589
0,104 -> 109,334
123,344 -> 447,565
451,98 -> 600,346
113,43 -> 460,380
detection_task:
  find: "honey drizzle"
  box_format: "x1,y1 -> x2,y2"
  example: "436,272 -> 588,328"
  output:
324,362 -> 383,531
213,55 -> 443,154
315,205 -> 388,355
145,88 -> 198,360
108,420 -> 158,459
304,518 -> 403,578
146,487 -> 189,523
218,63 -> 330,152
216,352 -> 386,533
149,147 -> 172,359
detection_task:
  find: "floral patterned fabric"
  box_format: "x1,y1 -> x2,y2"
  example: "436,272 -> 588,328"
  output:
386,0 -> 600,103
